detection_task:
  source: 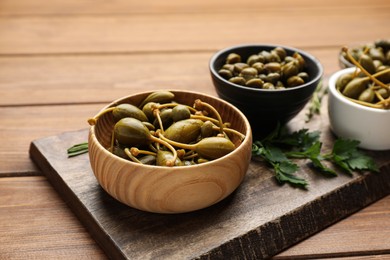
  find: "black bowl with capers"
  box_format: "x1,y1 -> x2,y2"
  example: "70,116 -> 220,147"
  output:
209,44 -> 323,137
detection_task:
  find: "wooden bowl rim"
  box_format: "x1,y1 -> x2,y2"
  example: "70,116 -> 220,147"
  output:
89,89 -> 253,171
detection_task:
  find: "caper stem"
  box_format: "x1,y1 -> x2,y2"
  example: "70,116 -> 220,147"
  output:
211,125 -> 245,141
124,148 -> 143,164
158,132 -> 196,150
87,107 -> 115,126
194,99 -> 224,134
149,134 -> 178,166
153,109 -> 165,133
343,47 -> 389,90
156,103 -> 198,113
130,147 -> 156,157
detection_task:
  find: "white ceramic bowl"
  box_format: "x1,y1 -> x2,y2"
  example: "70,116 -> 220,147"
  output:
328,68 -> 390,150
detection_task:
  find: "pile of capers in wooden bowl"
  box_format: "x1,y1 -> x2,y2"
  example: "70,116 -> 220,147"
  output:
328,46 -> 390,150
209,44 -> 323,137
87,90 -> 252,213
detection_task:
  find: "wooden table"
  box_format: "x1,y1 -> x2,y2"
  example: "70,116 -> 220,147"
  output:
1,0 -> 389,259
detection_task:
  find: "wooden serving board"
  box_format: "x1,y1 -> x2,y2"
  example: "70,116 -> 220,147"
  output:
29,106 -> 390,259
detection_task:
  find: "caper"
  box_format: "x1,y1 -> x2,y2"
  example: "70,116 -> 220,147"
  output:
369,47 -> 385,63
139,91 -> 175,108
273,47 -> 287,61
201,120 -> 217,138
172,104 -> 191,122
377,88 -> 389,99
251,62 -> 265,74
297,72 -> 309,82
239,67 -> 258,81
281,61 -> 299,79
222,64 -> 235,73
226,53 -> 241,64
112,145 -> 128,159
142,102 -> 158,121
164,119 -> 203,144
358,87 -> 375,103
156,150 -> 183,166
193,137 -> 235,160
264,62 -> 281,73
153,108 -> 173,129
335,72 -> 353,92
112,103 -> 148,122
359,54 -> 376,74
233,63 -> 250,74
246,78 -> 264,88
114,117 -> 152,147
139,154 -> 157,165
259,50 -> 271,63
293,52 -> 305,70
287,76 -> 305,87
247,54 -> 261,66
218,69 -> 233,80
342,77 -> 370,99
262,82 -> 275,89
264,73 -> 280,84
229,76 -> 246,85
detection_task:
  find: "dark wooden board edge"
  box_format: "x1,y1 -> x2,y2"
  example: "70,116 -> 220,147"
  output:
199,164 -> 390,259
29,133 -> 127,260
28,129 -> 390,259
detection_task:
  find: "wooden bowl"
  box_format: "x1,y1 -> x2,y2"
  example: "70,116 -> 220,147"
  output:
88,90 -> 252,213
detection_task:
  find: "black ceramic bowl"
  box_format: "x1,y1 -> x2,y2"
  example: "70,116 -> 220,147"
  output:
209,44 -> 323,137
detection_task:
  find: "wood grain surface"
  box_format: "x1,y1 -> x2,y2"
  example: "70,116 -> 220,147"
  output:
1,0 -> 390,259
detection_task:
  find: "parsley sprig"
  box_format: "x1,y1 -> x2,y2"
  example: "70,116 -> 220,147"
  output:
252,125 -> 378,189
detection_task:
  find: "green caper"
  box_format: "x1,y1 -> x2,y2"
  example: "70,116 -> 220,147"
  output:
369,47 -> 385,63
229,76 -> 246,85
335,72 -> 354,92
247,54 -> 261,66
222,64 -> 235,73
297,72 -> 309,82
201,120 -> 217,138
264,62 -> 281,73
246,78 -> 264,88
342,77 -> 370,99
164,119 -> 203,144
293,52 -> 305,70
377,88 -> 389,99
112,103 -> 148,122
251,62 -> 265,74
226,53 -> 241,64
139,154 -> 157,165
259,50 -> 271,63
287,76 -> 305,87
194,137 -> 236,160
273,47 -> 287,61
264,73 -> 280,84
156,150 -> 183,166
142,102 -> 158,121
153,108 -> 173,129
172,104 -> 191,122
281,61 -> 299,79
139,91 -> 175,108
262,82 -> 275,89
218,69 -> 233,80
239,67 -> 258,81
359,54 -> 376,74
114,117 -> 152,147
358,87 -> 375,103
233,63 -> 250,74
